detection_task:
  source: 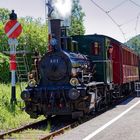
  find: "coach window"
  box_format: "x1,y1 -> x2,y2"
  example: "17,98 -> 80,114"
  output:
91,42 -> 100,55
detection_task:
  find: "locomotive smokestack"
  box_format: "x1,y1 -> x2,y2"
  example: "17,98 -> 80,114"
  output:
50,19 -> 61,50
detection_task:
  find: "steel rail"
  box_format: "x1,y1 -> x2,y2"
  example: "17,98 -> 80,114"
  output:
40,93 -> 135,140
0,119 -> 47,139
40,122 -> 77,140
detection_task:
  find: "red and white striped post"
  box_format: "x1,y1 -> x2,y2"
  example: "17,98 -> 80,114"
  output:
8,39 -> 18,104
4,10 -> 22,104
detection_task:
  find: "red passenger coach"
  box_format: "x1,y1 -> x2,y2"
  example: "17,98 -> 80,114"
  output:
111,40 -> 139,85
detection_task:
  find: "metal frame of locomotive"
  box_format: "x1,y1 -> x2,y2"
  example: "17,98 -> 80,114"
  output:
21,19 -> 139,119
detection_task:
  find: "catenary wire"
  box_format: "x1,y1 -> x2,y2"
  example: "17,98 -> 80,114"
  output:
89,0 -> 140,41
135,12 -> 140,35
106,0 -> 128,13
90,0 -> 126,41
129,0 -> 140,35
129,0 -> 140,8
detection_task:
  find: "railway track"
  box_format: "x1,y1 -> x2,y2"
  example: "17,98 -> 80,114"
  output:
0,119 -> 48,139
40,122 -> 78,140
0,93 -> 135,140
0,115 -> 76,139
40,93 -> 136,140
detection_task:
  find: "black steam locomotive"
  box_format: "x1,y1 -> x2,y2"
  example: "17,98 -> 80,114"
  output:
21,19 -> 139,119
21,19 -> 97,118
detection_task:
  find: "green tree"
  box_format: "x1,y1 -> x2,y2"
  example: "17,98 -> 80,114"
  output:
0,53 -> 9,83
18,17 -> 48,54
69,0 -> 85,35
0,8 -> 10,24
0,8 -> 9,52
0,22 -> 8,52
127,35 -> 140,54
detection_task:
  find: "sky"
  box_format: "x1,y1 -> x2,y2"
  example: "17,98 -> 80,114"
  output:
0,0 -> 140,43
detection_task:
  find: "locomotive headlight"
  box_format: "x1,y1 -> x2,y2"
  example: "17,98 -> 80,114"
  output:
70,78 -> 79,86
68,88 -> 80,100
71,68 -> 77,76
28,79 -> 36,87
21,90 -> 31,101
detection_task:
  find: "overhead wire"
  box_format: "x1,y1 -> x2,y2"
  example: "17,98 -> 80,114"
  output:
129,0 -> 140,35
90,0 -> 126,41
129,0 -> 140,8
106,0 -> 128,13
89,0 -> 140,41
135,12 -> 140,35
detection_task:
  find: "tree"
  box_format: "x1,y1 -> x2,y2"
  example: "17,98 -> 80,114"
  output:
0,8 -> 10,24
126,35 -> 140,54
69,0 -> 85,35
18,17 -> 48,54
0,53 -> 9,83
0,8 -> 10,52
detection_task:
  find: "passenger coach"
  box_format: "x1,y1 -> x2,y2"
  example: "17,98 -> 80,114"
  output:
73,34 -> 139,94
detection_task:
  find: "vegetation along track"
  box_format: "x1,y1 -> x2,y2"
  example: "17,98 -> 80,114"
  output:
0,93 -> 135,139
0,115 -> 76,139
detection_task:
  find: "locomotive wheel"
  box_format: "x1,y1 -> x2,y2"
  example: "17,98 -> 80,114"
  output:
95,88 -> 102,112
95,86 -> 107,112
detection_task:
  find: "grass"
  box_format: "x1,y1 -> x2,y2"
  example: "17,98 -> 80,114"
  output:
0,83 -> 45,132
5,128 -> 50,140
4,120 -> 51,139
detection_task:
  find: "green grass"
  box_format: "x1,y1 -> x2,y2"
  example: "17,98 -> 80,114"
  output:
0,83 -> 44,131
4,120 -> 51,139
5,128 -> 50,140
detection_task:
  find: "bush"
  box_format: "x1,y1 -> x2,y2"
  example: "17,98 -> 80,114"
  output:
0,53 -> 10,83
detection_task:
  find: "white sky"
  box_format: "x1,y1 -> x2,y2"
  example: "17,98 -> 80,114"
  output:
0,0 -> 140,42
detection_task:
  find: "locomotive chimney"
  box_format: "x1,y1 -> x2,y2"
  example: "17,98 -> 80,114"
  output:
50,19 -> 61,50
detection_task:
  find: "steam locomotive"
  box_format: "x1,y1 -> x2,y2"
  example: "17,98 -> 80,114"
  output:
21,19 -> 139,119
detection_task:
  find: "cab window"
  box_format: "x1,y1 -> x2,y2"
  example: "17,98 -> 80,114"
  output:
91,42 -> 100,55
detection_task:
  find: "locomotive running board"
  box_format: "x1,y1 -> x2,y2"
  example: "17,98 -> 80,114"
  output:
86,81 -> 104,87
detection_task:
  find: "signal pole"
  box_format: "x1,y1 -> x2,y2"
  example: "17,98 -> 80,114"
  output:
9,10 -> 18,105
4,10 -> 22,104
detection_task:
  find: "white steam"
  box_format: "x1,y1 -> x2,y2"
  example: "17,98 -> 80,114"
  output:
54,0 -> 72,18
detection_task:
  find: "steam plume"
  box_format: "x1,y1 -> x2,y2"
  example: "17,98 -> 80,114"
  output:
54,0 -> 72,18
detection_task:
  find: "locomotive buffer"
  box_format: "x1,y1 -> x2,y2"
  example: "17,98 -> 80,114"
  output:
135,82 -> 140,96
